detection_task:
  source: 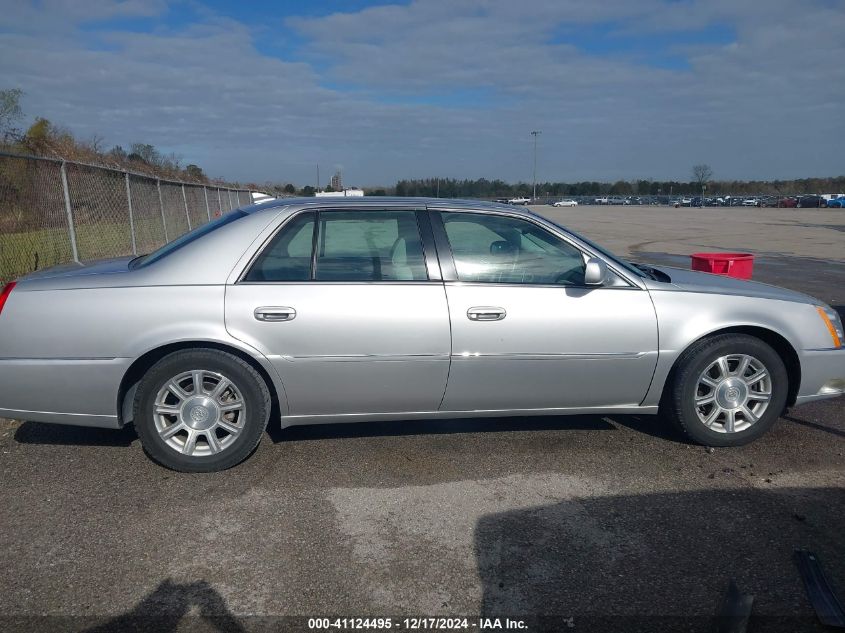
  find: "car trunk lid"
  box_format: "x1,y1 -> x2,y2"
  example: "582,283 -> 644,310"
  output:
15,256 -> 135,282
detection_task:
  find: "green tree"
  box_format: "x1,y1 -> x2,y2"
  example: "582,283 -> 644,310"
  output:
610,180 -> 633,195
283,183 -> 296,194
185,164 -> 206,181
25,117 -> 52,142
129,143 -> 162,166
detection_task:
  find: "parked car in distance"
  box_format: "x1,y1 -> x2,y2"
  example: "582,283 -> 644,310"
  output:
1,198 -> 843,471
507,197 -> 531,205
553,199 -> 578,207
821,194 -> 845,206
779,197 -> 799,208
827,197 -> 845,208
594,196 -> 610,205
798,195 -> 824,208
742,198 -> 760,207
608,196 -> 630,205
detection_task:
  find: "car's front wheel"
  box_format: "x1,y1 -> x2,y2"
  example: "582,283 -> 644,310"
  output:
663,334 -> 788,446
134,349 -> 271,472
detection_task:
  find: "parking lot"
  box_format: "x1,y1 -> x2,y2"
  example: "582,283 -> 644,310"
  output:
1,205 -> 843,632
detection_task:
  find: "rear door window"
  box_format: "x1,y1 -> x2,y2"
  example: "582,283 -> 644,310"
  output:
315,211 -> 427,281
244,210 -> 428,282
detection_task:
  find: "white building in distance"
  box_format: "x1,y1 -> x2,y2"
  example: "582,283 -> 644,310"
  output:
314,188 -> 365,197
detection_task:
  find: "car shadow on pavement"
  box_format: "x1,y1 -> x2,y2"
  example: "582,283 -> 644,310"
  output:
783,415 -> 845,439
13,420 -> 137,446
268,413 -> 681,444
8,414 -> 679,449
83,579 -> 245,633
475,486 -> 845,633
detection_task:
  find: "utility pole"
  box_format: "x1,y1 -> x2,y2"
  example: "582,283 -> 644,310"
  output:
530,130 -> 541,202
316,163 -> 320,191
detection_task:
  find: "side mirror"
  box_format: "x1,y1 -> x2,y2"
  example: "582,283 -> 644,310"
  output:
584,257 -> 607,286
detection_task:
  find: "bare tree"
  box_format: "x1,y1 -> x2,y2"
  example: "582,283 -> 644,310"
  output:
0,88 -> 23,137
692,164 -> 713,206
692,164 -> 713,188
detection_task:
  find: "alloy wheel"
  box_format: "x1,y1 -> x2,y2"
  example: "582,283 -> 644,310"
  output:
694,354 -> 772,433
153,370 -> 246,456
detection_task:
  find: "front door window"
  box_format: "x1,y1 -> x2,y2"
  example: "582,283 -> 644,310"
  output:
441,212 -> 586,285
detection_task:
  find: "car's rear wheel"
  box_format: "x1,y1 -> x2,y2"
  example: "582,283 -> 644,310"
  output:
134,349 -> 271,472
663,334 -> 788,446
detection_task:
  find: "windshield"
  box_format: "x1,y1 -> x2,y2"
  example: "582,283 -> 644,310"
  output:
130,210 -> 249,269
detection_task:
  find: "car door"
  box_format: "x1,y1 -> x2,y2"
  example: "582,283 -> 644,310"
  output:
225,207 -> 451,417
430,208 -> 659,412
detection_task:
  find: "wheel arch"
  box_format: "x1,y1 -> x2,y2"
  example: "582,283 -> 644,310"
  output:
660,325 -> 801,408
118,340 -> 286,427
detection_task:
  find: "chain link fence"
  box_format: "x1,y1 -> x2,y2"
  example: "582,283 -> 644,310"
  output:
0,152 -> 252,283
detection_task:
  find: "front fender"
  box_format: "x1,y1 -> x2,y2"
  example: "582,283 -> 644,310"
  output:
642,292 -> 822,406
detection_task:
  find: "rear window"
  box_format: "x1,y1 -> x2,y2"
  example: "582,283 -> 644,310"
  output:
130,210 -> 248,269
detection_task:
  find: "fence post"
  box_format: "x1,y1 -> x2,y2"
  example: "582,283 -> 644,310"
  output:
217,188 -> 222,215
203,186 -> 211,221
229,189 -> 235,210
125,172 -> 137,256
181,184 -> 192,231
59,161 -> 80,263
157,179 -> 169,243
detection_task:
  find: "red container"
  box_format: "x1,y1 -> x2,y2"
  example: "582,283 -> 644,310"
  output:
690,252 -> 754,279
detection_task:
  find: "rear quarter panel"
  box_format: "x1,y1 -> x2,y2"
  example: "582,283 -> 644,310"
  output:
0,208 -> 290,420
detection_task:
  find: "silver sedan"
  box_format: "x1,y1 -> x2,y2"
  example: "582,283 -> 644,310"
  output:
0,199 -> 843,471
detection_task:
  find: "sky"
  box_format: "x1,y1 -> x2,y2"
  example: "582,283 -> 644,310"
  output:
1,0 -> 844,186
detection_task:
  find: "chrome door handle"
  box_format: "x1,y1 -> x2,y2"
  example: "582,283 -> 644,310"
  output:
254,306 -> 296,322
467,306 -> 506,321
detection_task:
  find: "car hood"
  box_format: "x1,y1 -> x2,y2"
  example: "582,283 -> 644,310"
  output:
17,256 -> 134,281
645,265 -> 819,305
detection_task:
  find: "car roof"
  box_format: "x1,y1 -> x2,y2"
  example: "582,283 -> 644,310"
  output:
244,196 -> 532,217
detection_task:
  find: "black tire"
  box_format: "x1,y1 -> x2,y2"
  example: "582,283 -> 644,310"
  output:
662,334 -> 788,447
134,349 -> 271,472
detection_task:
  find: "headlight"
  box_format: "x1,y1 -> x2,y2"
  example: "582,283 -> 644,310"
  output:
816,305 -> 843,348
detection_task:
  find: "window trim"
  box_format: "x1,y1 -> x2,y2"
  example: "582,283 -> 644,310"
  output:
237,207 -> 438,285
429,208 -> 640,289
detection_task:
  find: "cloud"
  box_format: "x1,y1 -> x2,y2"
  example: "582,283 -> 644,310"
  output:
1,0 -> 843,184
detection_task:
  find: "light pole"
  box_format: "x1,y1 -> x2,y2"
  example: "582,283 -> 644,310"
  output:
531,130 -> 541,202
